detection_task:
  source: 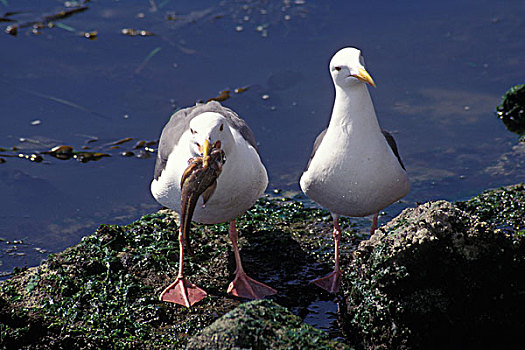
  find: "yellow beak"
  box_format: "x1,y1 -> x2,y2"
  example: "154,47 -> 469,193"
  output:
200,139 -> 211,157
353,67 -> 376,87
200,139 -> 211,168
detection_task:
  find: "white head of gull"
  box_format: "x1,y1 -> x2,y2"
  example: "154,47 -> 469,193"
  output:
151,101 -> 277,307
300,47 -> 410,293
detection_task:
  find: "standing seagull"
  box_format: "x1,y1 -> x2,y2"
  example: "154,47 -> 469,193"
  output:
300,47 -> 410,293
151,101 -> 277,307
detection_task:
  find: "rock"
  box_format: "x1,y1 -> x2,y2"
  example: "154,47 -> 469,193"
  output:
457,183 -> 524,232
343,184 -> 525,349
0,197 -> 338,349
2,185 -> 523,349
496,84 -> 525,136
186,299 -> 350,349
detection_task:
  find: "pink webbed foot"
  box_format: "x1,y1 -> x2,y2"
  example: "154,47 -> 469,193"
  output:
227,271 -> 277,299
312,215 -> 343,294
159,277 -> 207,307
227,220 -> 277,299
311,268 -> 342,294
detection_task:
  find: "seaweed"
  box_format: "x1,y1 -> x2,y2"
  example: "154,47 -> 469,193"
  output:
496,84 -> 525,136
0,196 -> 342,349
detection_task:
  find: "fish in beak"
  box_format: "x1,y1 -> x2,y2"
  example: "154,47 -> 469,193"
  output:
179,147 -> 226,256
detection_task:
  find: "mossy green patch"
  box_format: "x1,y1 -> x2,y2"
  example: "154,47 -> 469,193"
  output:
343,188 -> 525,349
0,196 -> 351,349
187,299 -> 351,349
496,84 -> 525,135
457,183 -> 524,234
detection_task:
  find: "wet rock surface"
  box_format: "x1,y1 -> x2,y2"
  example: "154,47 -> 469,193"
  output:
496,84 -> 525,136
186,299 -> 349,349
343,184 -> 525,349
0,197 -> 343,349
1,184 -> 523,349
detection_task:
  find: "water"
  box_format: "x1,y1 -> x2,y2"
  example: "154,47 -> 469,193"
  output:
1,0 -> 524,336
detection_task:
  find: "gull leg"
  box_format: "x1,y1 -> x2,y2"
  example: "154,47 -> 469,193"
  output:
370,212 -> 379,235
159,228 -> 207,307
227,220 -> 277,299
311,216 -> 342,293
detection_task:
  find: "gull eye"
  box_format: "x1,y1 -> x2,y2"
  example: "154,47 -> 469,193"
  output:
219,123 -> 224,131
190,128 -> 196,134
333,66 -> 342,72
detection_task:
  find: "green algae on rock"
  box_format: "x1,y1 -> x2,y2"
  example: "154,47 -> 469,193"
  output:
0,212 -> 239,349
5,184 -> 521,349
0,196 -> 346,349
187,299 -> 351,349
342,186 -> 525,349
496,84 -> 525,136
457,183 -> 524,234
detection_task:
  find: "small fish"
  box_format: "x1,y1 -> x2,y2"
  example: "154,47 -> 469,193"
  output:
180,146 -> 225,256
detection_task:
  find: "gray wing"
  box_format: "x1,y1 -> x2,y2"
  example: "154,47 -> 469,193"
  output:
304,128 -> 327,172
381,129 -> 406,170
154,101 -> 258,180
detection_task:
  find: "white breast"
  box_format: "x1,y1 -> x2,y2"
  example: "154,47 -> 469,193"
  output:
300,121 -> 409,217
151,128 -> 268,224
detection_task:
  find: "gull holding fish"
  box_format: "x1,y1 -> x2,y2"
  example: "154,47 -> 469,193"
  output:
151,101 -> 277,307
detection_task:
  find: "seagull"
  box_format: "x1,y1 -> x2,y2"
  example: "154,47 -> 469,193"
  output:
151,101 -> 277,307
300,47 -> 410,294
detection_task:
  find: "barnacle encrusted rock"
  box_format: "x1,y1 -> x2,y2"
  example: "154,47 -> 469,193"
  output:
343,193 -> 525,350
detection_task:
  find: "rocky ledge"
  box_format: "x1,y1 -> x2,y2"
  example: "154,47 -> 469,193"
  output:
343,183 -> 524,349
1,184 -> 523,349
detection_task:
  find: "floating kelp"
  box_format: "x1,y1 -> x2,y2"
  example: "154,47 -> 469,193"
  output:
43,6 -> 88,22
206,87 -> 249,102
0,17 -> 16,23
234,86 -> 249,94
41,145 -> 109,162
5,24 -> 17,35
42,145 -> 74,160
0,151 -> 43,162
166,12 -> 178,21
133,140 -> 157,149
74,151 -> 110,163
0,134 -> 157,164
134,140 -> 146,149
121,151 -> 134,157
3,5 -> 90,37
207,89 -> 230,102
81,30 -> 97,40
18,153 -> 44,163
121,28 -> 155,36
135,150 -> 152,159
109,137 -> 133,146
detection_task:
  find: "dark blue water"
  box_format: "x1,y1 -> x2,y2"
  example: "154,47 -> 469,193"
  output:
1,0 -> 524,333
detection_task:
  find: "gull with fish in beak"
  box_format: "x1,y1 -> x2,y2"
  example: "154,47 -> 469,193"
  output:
151,101 -> 276,307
